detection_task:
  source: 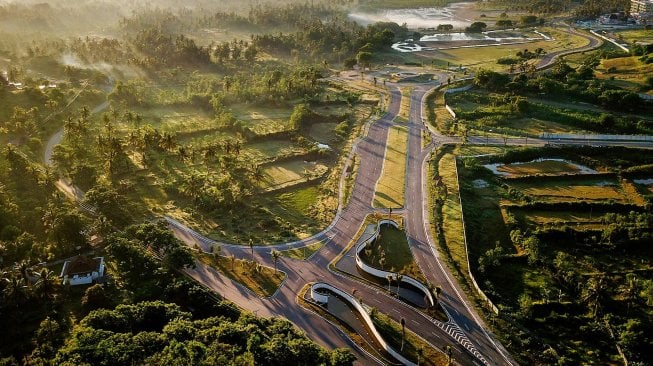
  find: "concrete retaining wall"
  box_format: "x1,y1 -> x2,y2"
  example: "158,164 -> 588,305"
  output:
310,282 -> 416,366
355,220 -> 435,307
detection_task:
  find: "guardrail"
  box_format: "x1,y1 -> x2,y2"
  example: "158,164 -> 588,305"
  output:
454,158 -> 499,315
589,29 -> 629,52
310,282 -> 416,366
355,220 -> 435,308
540,133 -> 653,142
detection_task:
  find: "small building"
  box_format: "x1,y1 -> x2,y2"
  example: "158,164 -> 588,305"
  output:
60,256 -> 105,286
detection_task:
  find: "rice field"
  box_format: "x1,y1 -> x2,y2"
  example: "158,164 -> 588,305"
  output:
511,179 -> 630,203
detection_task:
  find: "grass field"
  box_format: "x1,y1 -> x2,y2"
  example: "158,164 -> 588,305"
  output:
230,103 -> 293,135
280,241 -> 324,260
372,312 -> 448,366
359,224 -> 425,282
509,208 -> 604,226
309,122 -> 339,144
374,125 -> 408,208
596,55 -> 653,92
397,87 -> 412,122
246,140 -> 305,162
457,145 -> 511,157
198,253 -> 284,297
511,179 -> 630,203
261,160 -> 328,191
614,29 -> 653,44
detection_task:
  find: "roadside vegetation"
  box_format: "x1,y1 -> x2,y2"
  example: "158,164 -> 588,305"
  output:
456,146 -> 653,365
446,58 -> 653,137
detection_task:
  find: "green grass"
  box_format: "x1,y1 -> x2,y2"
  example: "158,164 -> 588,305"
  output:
438,153 -> 468,275
198,253 -> 284,297
245,140 -> 305,162
308,122 -> 339,144
280,242 -> 324,260
229,103 -> 293,135
397,87 -> 412,122
374,125 -> 408,209
371,312 -> 448,366
276,186 -> 320,213
457,145 -> 511,157
597,56 -> 653,92
613,29 -> 653,44
359,224 -> 425,282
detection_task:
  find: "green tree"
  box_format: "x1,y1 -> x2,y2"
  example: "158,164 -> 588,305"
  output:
356,51 -> 373,70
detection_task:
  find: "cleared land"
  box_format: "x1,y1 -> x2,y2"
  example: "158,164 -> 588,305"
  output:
261,160 -> 329,191
510,178 -> 631,203
495,160 -> 583,177
198,253 -> 284,297
373,125 -> 408,208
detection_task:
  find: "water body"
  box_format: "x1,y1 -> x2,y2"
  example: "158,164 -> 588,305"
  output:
634,178 -> 653,185
348,2 -> 474,29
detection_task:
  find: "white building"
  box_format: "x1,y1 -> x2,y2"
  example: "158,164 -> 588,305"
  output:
60,256 -> 105,286
631,0 -> 653,14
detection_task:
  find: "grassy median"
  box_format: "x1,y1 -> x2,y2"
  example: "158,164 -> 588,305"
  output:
374,125 -> 408,209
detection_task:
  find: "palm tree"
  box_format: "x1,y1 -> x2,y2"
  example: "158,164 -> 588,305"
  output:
271,250 -> 281,274
582,275 -> 607,319
161,132 -> 176,152
386,274 -> 393,292
230,255 -> 236,271
400,317 -> 406,351
395,274 -> 403,296
417,346 -> 424,366
249,238 -> 254,256
251,165 -> 264,187
445,345 -> 453,366
35,268 -> 57,299
3,276 -> 28,306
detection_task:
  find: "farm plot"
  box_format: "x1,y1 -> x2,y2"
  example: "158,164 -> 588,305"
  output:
260,159 -> 329,191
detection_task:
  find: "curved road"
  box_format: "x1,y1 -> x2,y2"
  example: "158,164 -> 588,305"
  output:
170,84 -> 515,365
44,26 -> 634,366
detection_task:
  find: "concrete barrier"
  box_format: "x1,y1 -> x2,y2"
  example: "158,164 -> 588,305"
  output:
540,133 -> 653,142
355,220 -> 435,308
310,282 -> 417,366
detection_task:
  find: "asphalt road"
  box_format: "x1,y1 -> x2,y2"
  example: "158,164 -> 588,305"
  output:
42,24 -> 646,366
171,84 -> 513,366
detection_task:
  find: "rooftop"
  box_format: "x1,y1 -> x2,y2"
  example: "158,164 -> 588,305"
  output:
61,256 -> 102,276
